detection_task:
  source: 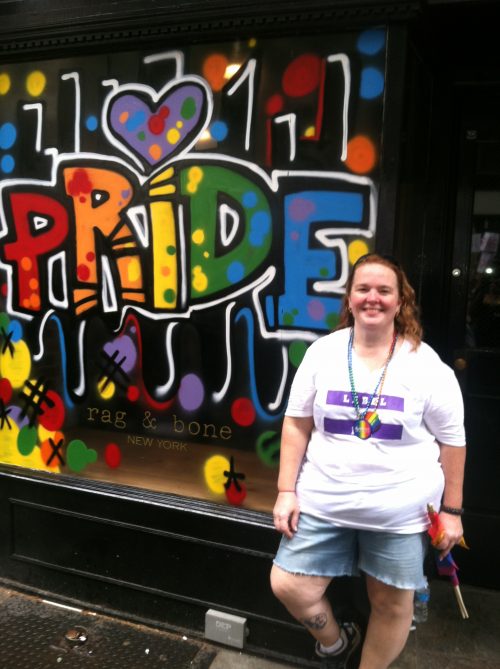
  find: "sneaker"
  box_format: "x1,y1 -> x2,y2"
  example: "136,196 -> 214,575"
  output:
315,621 -> 361,668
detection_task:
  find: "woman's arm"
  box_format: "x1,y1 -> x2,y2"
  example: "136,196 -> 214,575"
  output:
273,415 -> 314,539
437,443 -> 466,557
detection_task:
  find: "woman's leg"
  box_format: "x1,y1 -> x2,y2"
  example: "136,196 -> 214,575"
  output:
270,564 -> 341,646
359,575 -> 414,669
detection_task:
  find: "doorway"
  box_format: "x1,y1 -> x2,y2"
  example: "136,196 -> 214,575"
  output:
448,88 -> 500,588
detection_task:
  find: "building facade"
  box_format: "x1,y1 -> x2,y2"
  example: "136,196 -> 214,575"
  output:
0,0 -> 498,663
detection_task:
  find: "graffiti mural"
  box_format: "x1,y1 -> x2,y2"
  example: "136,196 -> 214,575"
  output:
0,29 -> 386,511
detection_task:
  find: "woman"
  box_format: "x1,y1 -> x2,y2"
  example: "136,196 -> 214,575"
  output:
270,254 -> 466,669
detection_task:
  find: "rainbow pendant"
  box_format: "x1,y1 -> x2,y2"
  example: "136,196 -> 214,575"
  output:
365,410 -> 381,434
353,419 -> 372,440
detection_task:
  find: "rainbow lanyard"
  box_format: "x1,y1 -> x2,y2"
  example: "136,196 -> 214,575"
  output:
347,328 -> 398,440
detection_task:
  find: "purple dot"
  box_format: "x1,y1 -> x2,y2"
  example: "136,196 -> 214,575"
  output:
7,406 -> 29,429
288,197 -> 316,223
307,299 -> 326,321
178,373 -> 205,411
104,335 -> 137,373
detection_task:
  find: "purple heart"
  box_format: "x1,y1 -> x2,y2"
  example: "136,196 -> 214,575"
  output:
107,80 -> 209,170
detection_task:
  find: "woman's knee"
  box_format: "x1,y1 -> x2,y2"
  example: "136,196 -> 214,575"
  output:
270,565 -> 329,609
367,580 -> 413,619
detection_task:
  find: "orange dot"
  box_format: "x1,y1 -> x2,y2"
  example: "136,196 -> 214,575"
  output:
345,136 -> 377,174
29,278 -> 39,290
30,293 -> 41,309
119,111 -> 129,123
161,266 -> 171,277
149,144 -> 162,161
21,256 -> 32,271
203,54 -> 228,92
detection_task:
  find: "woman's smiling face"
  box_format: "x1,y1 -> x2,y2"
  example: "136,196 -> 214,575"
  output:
348,262 -> 401,332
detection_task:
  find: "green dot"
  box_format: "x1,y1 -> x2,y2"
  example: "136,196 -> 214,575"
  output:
319,267 -> 329,277
292,308 -> 299,315
137,131 -> 146,141
163,289 -> 176,303
166,245 -> 176,256
17,426 -> 38,456
326,312 -> 340,329
256,431 -> 280,468
289,340 -> 308,367
67,439 -> 97,473
181,96 -> 196,120
283,312 -> 295,326
0,312 -> 10,330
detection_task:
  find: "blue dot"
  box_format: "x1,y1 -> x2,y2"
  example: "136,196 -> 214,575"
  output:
0,123 -> 16,150
249,211 -> 271,247
8,320 -> 23,342
243,191 -> 258,208
126,110 -> 146,132
227,261 -> 245,283
357,29 -> 386,55
86,115 -> 98,131
210,121 -> 228,142
360,67 -> 384,99
1,154 -> 15,173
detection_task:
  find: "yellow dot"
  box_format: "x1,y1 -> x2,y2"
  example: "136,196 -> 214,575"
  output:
26,70 -> 47,97
348,239 -> 370,265
248,38 -> 257,48
176,120 -> 183,129
304,126 -> 316,137
167,128 -> 181,144
0,340 -> 31,388
192,266 -> 208,292
204,455 -> 230,494
203,251 -> 210,258
98,378 -> 116,399
0,73 -> 11,95
188,166 -> 203,184
187,182 -> 198,194
38,424 -> 55,442
192,229 -> 205,245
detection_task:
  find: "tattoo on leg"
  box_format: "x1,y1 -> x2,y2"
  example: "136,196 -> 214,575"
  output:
301,612 -> 327,630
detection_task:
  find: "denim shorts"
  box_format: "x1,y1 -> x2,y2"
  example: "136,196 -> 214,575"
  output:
273,513 -> 428,590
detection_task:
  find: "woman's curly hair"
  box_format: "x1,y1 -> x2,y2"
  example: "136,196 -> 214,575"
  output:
336,253 -> 423,349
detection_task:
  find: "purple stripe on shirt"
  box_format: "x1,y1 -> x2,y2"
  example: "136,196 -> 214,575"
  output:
324,417 -> 403,440
326,390 -> 404,412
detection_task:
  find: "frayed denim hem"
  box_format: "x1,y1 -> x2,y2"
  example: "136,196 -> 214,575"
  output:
273,558 -> 358,580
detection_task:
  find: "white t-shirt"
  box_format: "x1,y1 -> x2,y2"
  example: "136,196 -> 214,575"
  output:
286,328 -> 466,533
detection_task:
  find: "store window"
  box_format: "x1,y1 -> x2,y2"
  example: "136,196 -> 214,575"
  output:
0,28 -> 386,512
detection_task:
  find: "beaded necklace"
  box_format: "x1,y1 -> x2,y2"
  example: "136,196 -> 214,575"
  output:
347,327 -> 398,439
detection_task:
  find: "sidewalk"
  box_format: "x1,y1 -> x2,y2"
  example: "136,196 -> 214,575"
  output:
0,580 -> 498,668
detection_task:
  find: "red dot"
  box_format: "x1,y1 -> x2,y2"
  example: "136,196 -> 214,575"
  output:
231,398 -> 256,427
266,93 -> 284,116
0,378 -> 13,403
77,264 -> 90,281
127,385 -> 140,402
159,106 -> 170,119
282,54 -> 322,98
1,283 -> 7,297
226,482 -> 247,506
104,442 -> 122,468
148,114 -> 165,135
86,252 -> 95,262
38,390 -> 65,431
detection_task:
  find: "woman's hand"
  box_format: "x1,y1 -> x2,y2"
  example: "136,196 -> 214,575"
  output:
435,512 -> 464,559
273,491 -> 300,539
